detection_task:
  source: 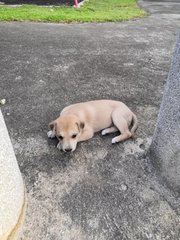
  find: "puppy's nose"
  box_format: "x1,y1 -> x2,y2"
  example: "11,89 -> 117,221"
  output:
64,148 -> 72,152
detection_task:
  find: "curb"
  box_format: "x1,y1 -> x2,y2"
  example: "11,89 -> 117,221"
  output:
0,110 -> 26,240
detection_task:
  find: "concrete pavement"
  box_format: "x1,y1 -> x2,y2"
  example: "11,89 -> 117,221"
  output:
0,1 -> 180,239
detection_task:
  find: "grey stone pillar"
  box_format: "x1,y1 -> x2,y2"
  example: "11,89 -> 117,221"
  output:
0,110 -> 26,239
149,33 -> 180,194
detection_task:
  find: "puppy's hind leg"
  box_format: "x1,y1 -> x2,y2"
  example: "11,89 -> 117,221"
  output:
111,110 -> 132,144
101,126 -> 118,136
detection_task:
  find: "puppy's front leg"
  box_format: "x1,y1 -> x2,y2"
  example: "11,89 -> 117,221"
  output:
57,142 -> 62,150
78,128 -> 94,142
47,130 -> 56,139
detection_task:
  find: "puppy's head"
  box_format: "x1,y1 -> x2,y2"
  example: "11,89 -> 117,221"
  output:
49,114 -> 84,152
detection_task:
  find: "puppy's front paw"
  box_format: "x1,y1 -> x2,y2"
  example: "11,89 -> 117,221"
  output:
57,142 -> 62,150
47,130 -> 56,139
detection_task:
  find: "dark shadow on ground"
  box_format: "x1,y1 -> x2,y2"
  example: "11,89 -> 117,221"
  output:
0,0 -> 82,5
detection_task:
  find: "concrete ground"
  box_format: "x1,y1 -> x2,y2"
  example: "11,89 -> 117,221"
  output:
0,1 -> 180,239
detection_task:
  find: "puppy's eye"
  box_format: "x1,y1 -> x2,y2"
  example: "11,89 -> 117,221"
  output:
72,134 -> 77,139
58,135 -> 63,140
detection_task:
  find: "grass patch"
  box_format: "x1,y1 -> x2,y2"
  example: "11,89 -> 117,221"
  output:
0,0 -> 147,23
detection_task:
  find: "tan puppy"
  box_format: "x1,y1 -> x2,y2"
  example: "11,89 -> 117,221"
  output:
47,100 -> 138,152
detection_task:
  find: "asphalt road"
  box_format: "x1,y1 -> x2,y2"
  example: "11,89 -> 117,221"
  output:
0,1 -> 180,239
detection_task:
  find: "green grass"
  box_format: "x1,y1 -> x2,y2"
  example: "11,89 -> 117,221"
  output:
0,0 -> 147,23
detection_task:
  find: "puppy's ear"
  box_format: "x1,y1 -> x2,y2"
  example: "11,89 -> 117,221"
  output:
76,122 -> 85,132
80,122 -> 85,129
49,121 -> 57,131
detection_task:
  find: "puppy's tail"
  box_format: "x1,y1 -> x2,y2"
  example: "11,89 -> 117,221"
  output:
131,114 -> 138,137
